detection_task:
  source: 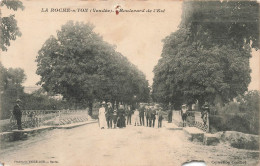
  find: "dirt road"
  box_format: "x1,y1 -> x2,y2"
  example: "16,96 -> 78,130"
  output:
0,122 -> 259,166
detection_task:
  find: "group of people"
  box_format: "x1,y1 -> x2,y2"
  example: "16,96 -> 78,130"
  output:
98,102 -> 164,129
99,101 -> 211,129
11,98 -> 209,130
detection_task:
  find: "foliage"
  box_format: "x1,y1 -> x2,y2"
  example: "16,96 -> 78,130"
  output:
152,28 -> 251,107
209,114 -> 258,135
209,91 -> 259,135
180,0 -> 259,50
152,1 -> 256,108
0,0 -> 24,51
20,92 -> 72,111
237,90 -> 259,113
36,21 -> 150,114
0,62 -> 26,119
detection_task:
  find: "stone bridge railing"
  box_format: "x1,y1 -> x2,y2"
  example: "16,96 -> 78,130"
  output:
172,110 -> 209,132
7,110 -> 89,131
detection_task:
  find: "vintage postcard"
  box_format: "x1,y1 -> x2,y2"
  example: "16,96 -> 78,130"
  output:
0,0 -> 259,166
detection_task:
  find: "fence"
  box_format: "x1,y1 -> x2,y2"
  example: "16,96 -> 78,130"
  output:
6,110 -> 89,131
172,110 -> 209,132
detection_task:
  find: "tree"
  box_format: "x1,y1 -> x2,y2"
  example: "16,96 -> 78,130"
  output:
153,1 -> 258,108
153,27 -> 251,108
0,0 -> 24,51
0,62 -> 26,119
36,21 -> 149,115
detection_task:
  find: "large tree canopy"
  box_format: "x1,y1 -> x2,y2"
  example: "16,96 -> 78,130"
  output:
152,1 -> 257,109
36,21 -> 149,111
180,0 -> 259,50
0,0 -> 24,51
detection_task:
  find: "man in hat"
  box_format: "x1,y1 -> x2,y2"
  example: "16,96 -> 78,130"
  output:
106,102 -> 113,129
157,107 -> 164,128
139,103 -> 145,126
145,105 -> 150,127
150,106 -> 156,127
13,99 -> 23,130
126,105 -> 133,125
112,105 -> 118,129
181,104 -> 188,127
201,102 -> 210,126
148,106 -> 153,127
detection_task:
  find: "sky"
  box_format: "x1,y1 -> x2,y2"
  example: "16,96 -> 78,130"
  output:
1,0 -> 259,91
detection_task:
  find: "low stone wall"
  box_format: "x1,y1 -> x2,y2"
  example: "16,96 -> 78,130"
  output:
0,120 -> 97,142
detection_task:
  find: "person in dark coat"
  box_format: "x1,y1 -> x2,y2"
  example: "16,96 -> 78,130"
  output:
151,106 -> 156,127
112,106 -> 118,129
117,105 -> 126,128
157,107 -> 163,128
126,105 -> 133,125
106,102 -> 113,129
139,104 -> 145,126
201,102 -> 210,126
181,104 -> 188,127
145,105 -> 150,127
148,106 -> 153,127
13,99 -> 23,130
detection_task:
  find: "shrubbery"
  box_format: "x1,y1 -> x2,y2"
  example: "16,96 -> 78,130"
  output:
209,90 -> 259,135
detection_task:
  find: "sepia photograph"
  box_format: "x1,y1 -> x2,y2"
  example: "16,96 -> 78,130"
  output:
0,0 -> 259,166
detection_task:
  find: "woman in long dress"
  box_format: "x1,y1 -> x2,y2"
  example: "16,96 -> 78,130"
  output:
117,105 -> 126,128
134,108 -> 139,126
99,101 -> 107,129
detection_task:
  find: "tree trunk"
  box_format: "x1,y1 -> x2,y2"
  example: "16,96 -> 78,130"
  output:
198,99 -> 205,112
214,94 -> 224,107
88,102 -> 93,116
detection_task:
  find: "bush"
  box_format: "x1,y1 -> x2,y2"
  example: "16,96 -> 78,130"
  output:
221,131 -> 259,150
210,114 -> 258,135
209,91 -> 259,135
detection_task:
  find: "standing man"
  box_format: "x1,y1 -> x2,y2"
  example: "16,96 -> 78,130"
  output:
151,106 -> 156,127
139,103 -> 145,126
157,107 -> 163,128
201,102 -> 210,126
181,104 -> 188,127
13,99 -> 23,130
126,105 -> 133,125
148,106 -> 153,127
145,105 -> 150,127
106,102 -> 113,129
112,105 -> 118,129
149,106 -> 156,127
